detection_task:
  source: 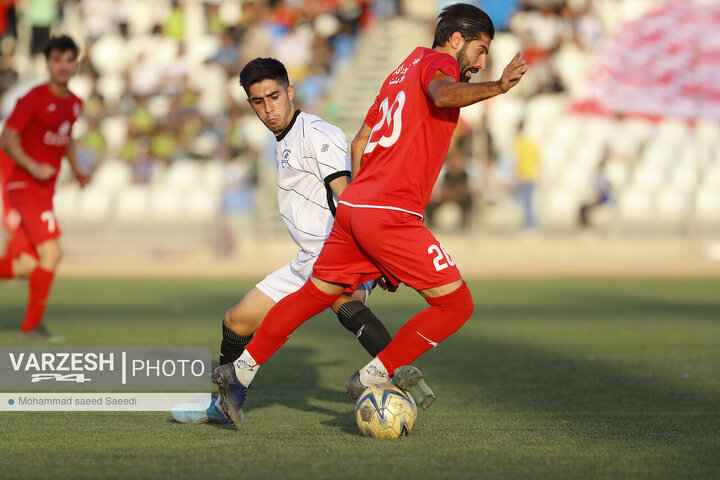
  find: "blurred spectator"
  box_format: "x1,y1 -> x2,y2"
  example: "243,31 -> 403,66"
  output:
129,52 -> 162,97
426,147 -> 473,231
163,0 -> 185,42
0,48 -> 17,96
1,0 -> 18,39
578,159 -> 613,230
28,0 -> 58,56
513,121 -> 540,230
212,28 -> 239,76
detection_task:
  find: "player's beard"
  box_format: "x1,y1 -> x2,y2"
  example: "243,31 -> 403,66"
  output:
457,43 -> 478,83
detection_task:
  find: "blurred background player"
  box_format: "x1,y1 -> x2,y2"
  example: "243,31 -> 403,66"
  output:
171,57 -> 396,424
212,3 -> 528,429
0,35 -> 89,342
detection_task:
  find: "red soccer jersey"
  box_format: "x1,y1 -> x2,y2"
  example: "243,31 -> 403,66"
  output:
4,84 -> 82,197
340,47 -> 460,216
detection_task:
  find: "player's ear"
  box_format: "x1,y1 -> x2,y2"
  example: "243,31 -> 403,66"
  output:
450,32 -> 464,50
287,85 -> 295,103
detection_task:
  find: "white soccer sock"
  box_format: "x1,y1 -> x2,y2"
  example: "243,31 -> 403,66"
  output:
214,395 -> 225,416
358,357 -> 389,388
233,350 -> 259,387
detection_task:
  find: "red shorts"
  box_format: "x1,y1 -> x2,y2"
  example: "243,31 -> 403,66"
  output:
313,204 -> 461,291
6,189 -> 61,258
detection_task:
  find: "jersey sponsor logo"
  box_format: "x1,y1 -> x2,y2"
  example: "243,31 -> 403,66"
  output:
43,121 -> 71,147
365,91 -> 406,154
281,149 -> 291,168
46,103 -> 57,112
321,144 -> 329,152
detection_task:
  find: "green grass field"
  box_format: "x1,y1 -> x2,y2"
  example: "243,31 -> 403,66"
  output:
1,277 -> 719,479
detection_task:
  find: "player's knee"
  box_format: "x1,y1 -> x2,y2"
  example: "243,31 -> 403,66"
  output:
224,306 -> 255,336
38,246 -> 62,270
454,283 -> 474,317
429,282 -> 474,323
12,256 -> 36,278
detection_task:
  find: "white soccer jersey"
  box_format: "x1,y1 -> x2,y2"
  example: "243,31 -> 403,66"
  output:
272,110 -> 351,280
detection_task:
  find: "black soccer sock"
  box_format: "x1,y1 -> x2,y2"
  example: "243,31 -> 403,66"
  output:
336,300 -> 392,357
219,323 -> 254,365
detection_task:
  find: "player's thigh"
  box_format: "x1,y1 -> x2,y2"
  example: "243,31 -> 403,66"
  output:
7,223 -> 38,261
225,287 -> 276,335
312,205 -> 381,291
35,237 -> 62,269
352,208 -> 462,291
11,253 -> 37,278
12,196 -> 62,256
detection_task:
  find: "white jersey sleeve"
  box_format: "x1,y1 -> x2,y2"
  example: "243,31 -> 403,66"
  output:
303,115 -> 351,182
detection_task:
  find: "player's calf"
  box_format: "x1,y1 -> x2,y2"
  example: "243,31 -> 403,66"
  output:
335,300 -> 392,357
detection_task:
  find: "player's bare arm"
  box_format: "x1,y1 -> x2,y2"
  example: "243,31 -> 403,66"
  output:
328,174 -> 349,198
350,123 -> 372,176
429,51 -> 527,109
65,140 -> 91,188
0,127 -> 56,180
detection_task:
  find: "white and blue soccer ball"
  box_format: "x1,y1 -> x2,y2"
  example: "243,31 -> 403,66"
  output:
354,384 -> 417,438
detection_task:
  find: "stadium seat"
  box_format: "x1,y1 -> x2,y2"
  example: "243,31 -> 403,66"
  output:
76,188 -> 113,223
668,162 -> 698,194
148,188 -> 183,222
114,186 -> 150,223
693,187 -> 720,221
90,35 -> 127,75
100,116 -> 128,153
538,189 -> 580,231
655,190 -> 690,229
97,75 -> 126,106
92,159 -> 133,194
53,186 -> 80,223
654,118 -> 691,151
185,188 -> 219,222
617,188 -> 655,231
164,161 -> 202,193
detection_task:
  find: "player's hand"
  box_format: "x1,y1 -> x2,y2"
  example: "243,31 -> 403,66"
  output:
75,170 -> 92,188
498,51 -> 528,93
29,162 -> 56,181
377,276 -> 398,293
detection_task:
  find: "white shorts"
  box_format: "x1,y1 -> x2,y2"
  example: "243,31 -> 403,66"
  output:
256,253 -> 374,303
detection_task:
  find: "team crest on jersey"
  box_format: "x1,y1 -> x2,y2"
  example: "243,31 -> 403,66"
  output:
281,149 -> 291,168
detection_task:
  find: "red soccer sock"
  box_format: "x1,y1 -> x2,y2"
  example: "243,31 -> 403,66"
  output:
0,256 -> 13,279
246,280 -> 341,365
378,282 -> 474,375
20,267 -> 55,333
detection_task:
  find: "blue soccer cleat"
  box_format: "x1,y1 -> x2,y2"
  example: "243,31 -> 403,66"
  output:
170,399 -> 231,424
211,364 -> 249,428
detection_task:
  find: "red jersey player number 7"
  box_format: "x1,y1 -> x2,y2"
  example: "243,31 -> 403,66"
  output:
0,35 -> 90,342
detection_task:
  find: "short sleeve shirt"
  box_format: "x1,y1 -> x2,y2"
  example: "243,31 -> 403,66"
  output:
274,110 -> 351,257
339,47 -> 460,216
5,84 -> 82,197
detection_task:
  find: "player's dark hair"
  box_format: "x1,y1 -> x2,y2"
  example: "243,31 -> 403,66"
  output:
432,3 -> 495,48
239,57 -> 290,95
43,35 -> 79,60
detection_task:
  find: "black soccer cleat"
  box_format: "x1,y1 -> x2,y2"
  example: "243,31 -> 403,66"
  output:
344,370 -> 366,400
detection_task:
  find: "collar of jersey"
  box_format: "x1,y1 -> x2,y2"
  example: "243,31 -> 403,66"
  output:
275,110 -> 301,142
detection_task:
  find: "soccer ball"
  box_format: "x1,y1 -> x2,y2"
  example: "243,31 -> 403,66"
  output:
354,384 -> 417,438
